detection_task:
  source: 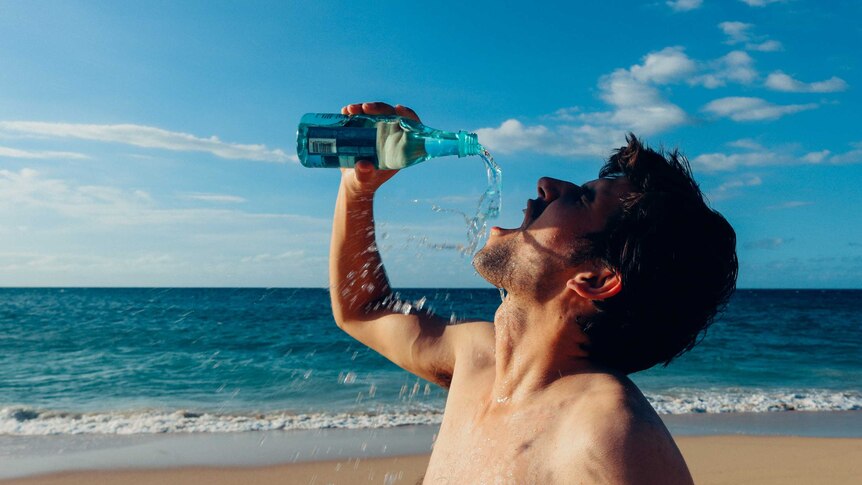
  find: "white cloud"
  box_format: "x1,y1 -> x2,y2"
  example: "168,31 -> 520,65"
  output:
717,21 -> 782,52
0,121 -> 293,163
708,174 -> 763,200
719,21 -> 753,44
739,0 -> 786,6
476,42 -> 845,159
766,201 -> 813,210
747,40 -> 783,52
727,138 -> 766,150
474,119 -> 553,154
0,168 -> 332,285
476,119 -> 624,158
476,47 -> 690,157
241,250 -> 305,264
0,145 -> 89,160
549,107 -> 582,122
765,71 -> 849,93
182,193 -> 247,204
745,237 -> 791,250
827,142 -> 862,165
692,151 -> 776,171
596,68 -> 689,133
629,46 -> 697,84
690,50 -> 758,88
667,0 -> 703,11
0,251 -> 181,275
0,168 -> 327,227
691,140 -> 862,171
801,150 -> 831,163
703,96 -> 817,121
715,174 -> 763,192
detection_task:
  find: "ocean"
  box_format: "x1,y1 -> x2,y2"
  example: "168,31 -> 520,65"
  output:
1,288 -> 860,435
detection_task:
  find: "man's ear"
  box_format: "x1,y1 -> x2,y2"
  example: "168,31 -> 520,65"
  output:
566,266 -> 622,301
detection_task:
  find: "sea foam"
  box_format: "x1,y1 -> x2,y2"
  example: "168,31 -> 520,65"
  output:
647,389 -> 862,414
0,408 -> 445,436
2,389 -> 860,436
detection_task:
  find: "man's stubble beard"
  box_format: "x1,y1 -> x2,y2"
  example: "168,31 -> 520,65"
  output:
472,237 -> 517,290
473,234 -> 553,296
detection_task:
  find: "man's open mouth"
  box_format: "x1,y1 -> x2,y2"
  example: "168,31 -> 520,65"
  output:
519,199 -> 545,230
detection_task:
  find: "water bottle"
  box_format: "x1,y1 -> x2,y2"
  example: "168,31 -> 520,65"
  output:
296,113 -> 482,169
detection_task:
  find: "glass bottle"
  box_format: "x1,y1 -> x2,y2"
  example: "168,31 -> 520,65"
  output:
296,113 -> 481,169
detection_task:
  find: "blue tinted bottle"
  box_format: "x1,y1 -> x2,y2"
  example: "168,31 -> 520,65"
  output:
296,113 -> 481,169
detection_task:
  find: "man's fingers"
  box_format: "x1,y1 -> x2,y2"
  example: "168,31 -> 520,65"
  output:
342,102 -> 418,121
362,102 -> 397,115
395,105 -> 421,122
345,103 -> 365,115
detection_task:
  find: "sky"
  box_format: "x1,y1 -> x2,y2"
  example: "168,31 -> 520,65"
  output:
0,0 -> 860,288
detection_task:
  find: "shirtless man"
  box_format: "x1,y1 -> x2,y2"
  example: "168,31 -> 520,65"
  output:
330,102 -> 738,484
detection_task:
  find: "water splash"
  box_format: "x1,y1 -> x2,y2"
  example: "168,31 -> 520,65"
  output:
466,147 -> 502,255
409,147 -> 501,257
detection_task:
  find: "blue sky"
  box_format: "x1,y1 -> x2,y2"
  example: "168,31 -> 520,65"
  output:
1,0 -> 860,288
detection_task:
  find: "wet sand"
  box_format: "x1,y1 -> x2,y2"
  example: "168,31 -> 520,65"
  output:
4,435 -> 861,485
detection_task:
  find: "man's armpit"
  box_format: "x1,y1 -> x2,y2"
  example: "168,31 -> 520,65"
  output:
428,364 -> 453,389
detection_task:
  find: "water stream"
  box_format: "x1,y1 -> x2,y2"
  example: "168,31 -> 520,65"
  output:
411,147 -> 501,257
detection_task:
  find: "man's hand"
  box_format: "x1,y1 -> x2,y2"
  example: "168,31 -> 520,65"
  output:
339,102 -> 421,198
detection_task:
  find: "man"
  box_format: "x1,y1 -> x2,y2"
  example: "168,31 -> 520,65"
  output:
330,102 -> 737,484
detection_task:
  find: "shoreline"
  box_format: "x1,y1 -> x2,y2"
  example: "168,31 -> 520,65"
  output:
1,411 -> 860,482
2,436 -> 861,485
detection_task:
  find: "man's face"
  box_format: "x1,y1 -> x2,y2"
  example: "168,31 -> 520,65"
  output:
473,176 -> 633,298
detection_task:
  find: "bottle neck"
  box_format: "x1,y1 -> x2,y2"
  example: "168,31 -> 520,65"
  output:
423,131 -> 481,159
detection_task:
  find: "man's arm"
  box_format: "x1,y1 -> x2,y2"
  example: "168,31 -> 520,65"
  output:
330,102 -> 492,388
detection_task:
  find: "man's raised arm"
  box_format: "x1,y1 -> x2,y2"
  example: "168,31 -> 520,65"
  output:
329,102 -> 490,388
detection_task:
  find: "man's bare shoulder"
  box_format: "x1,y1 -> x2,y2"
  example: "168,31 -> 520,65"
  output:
551,373 -> 693,485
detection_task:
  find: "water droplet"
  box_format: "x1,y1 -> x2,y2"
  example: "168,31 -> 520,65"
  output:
400,302 -> 413,314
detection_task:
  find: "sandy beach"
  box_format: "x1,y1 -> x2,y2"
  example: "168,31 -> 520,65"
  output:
3,435 -> 860,485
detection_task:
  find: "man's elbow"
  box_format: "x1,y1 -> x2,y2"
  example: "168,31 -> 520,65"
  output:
329,296 -> 352,330
329,294 -> 371,330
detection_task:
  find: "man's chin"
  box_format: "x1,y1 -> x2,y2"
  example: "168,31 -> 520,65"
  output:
472,239 -> 513,288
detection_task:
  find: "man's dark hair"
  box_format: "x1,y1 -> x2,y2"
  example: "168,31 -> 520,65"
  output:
579,134 -> 738,374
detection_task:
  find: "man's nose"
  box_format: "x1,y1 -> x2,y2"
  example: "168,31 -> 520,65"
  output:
537,177 -> 576,201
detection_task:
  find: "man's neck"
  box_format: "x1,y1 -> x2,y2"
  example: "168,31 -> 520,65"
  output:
490,294 -> 594,406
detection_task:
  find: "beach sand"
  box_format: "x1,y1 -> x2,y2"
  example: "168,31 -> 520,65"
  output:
4,435 -> 861,485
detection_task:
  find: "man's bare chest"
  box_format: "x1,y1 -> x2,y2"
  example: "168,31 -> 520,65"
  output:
423,386 -> 562,484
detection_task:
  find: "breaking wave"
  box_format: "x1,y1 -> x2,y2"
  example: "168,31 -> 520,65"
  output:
3,389 -> 859,435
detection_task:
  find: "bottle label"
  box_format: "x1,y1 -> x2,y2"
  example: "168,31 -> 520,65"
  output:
306,126 -> 377,156
308,138 -> 337,154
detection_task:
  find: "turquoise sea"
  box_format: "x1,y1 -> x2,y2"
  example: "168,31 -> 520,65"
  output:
1,288 -> 860,435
